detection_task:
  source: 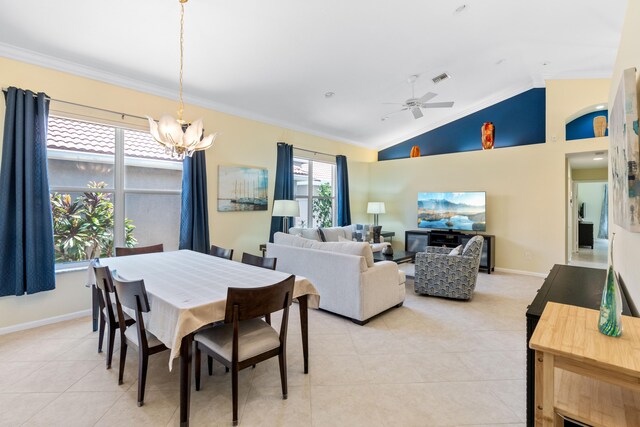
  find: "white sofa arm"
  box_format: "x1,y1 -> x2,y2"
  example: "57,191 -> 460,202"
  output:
359,261 -> 406,321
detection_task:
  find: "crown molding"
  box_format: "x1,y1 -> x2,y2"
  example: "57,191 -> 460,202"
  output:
0,43 -> 372,151
375,80 -> 544,151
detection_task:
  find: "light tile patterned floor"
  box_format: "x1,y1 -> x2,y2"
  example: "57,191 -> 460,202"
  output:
0,271 -> 541,426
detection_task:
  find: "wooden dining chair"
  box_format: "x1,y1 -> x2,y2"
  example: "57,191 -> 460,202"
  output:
241,252 -> 277,270
115,243 -> 164,257
210,244 -> 234,260
112,275 -> 168,407
94,265 -> 135,369
194,275 -> 295,426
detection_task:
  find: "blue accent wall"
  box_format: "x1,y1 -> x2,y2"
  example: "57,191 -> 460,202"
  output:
378,88 -> 546,161
566,110 -> 608,140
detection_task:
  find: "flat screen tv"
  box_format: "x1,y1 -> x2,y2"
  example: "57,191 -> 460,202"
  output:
417,191 -> 486,232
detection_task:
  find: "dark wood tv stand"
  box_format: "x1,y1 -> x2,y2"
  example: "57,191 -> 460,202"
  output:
405,229 -> 495,273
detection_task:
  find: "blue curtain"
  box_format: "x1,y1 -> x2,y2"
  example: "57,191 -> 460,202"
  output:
598,184 -> 608,239
336,155 -> 351,226
0,87 -> 55,296
179,150 -> 210,253
269,142 -> 294,242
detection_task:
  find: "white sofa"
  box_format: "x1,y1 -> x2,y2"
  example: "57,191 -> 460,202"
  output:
267,232 -> 405,324
288,225 -> 390,252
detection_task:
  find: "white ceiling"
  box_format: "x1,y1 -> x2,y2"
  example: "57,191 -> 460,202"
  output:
0,0 -> 627,150
568,151 -> 608,170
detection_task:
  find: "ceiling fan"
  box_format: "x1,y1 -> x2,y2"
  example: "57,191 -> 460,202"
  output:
382,75 -> 454,120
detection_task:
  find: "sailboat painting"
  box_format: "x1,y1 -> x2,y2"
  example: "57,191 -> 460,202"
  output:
218,165 -> 268,212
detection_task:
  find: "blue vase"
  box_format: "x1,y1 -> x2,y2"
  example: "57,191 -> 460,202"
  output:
598,233 -> 622,337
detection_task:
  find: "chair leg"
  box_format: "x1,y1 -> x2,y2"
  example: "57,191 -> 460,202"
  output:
278,351 -> 288,399
195,345 -> 201,391
106,324 -> 116,369
118,342 -> 127,385
137,351 -> 149,407
207,355 -> 213,376
97,313 -> 106,353
232,364 -> 239,426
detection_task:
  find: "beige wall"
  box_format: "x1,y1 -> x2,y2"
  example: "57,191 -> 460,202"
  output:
609,0 -> 640,308
572,167 -> 608,181
0,57 -> 376,329
369,79 -> 609,275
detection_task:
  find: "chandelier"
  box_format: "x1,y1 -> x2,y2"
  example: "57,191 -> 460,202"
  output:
147,0 -> 216,159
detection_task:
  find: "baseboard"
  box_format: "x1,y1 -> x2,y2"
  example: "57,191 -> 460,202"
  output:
494,267 -> 547,278
0,309 -> 92,335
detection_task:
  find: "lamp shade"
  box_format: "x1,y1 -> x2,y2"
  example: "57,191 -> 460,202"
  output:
272,200 -> 300,217
367,202 -> 386,215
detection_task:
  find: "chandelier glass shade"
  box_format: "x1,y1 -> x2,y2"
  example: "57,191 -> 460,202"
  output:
147,0 -> 216,160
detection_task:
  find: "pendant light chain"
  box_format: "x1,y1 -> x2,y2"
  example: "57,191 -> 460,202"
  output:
178,1 -> 185,123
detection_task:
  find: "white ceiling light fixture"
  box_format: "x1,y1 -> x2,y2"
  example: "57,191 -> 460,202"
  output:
147,0 -> 217,160
324,92 -> 335,98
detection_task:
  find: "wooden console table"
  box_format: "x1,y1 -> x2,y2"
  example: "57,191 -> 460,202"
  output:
529,302 -> 640,426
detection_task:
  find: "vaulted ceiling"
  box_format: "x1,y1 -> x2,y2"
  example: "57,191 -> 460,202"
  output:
0,0 -> 627,149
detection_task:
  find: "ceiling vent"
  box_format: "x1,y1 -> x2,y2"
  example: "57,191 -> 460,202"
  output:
432,72 -> 451,84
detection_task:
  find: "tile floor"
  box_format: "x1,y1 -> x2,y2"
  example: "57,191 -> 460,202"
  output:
0,271 -> 542,426
570,238 -> 608,269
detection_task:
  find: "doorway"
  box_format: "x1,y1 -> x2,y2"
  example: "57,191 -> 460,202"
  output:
567,152 -> 608,269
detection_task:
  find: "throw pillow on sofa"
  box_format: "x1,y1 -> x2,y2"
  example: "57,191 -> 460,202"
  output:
448,245 -> 463,256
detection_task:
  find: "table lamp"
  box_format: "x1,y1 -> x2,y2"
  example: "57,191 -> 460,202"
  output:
272,200 -> 300,233
367,202 -> 386,227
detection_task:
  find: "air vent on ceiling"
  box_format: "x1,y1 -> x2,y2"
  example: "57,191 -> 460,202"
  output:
432,72 -> 451,84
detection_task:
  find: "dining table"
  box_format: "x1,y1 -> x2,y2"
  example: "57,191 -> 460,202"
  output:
88,249 -> 320,426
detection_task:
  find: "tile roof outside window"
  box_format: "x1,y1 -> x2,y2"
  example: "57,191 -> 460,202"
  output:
47,116 -> 180,162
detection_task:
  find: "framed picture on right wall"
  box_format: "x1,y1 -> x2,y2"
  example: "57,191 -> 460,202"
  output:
610,67 -> 640,232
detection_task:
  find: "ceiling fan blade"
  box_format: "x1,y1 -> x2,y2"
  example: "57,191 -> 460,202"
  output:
422,101 -> 455,108
411,107 -> 423,119
419,92 -> 438,103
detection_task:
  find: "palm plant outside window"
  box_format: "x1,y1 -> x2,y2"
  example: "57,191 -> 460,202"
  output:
47,116 -> 182,267
293,157 -> 336,228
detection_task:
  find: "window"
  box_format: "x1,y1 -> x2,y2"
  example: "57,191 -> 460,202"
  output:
47,116 -> 182,267
293,156 -> 336,228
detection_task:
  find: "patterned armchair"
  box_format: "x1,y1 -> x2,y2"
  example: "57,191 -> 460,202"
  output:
414,235 -> 484,300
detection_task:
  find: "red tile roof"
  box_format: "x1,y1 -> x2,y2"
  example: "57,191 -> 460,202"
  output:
47,116 -> 180,162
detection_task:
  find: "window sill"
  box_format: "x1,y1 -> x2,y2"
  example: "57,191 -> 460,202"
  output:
55,262 -> 90,274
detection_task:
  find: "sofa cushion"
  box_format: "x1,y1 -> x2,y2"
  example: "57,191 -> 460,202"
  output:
448,245 -> 463,256
276,233 -> 374,268
274,232 -> 310,248
321,227 -> 349,242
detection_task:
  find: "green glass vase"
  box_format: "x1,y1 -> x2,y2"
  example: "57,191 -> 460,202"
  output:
598,233 -> 622,337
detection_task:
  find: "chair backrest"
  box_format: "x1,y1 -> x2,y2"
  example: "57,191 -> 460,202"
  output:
210,244 -> 234,260
112,275 -> 152,349
224,275 -> 295,324
112,276 -> 152,314
462,235 -> 484,259
241,252 -> 277,270
115,243 -> 164,257
94,265 -> 116,323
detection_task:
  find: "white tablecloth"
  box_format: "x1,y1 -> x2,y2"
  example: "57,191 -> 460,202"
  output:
91,250 -> 319,369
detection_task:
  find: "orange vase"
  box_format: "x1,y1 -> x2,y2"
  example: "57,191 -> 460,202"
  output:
410,145 -> 421,158
481,122 -> 495,150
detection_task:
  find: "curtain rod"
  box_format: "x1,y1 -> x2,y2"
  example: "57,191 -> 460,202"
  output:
291,145 -> 336,158
2,88 -> 149,122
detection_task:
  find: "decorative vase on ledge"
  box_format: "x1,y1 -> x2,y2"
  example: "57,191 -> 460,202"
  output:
481,122 -> 495,150
598,233 -> 623,337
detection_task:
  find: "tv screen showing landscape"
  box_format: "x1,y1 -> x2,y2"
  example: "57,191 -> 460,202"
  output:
417,192 -> 486,232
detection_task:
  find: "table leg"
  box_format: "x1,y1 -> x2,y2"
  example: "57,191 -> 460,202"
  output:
92,285 -> 99,332
535,350 -> 556,426
298,295 -> 309,374
180,333 -> 193,427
